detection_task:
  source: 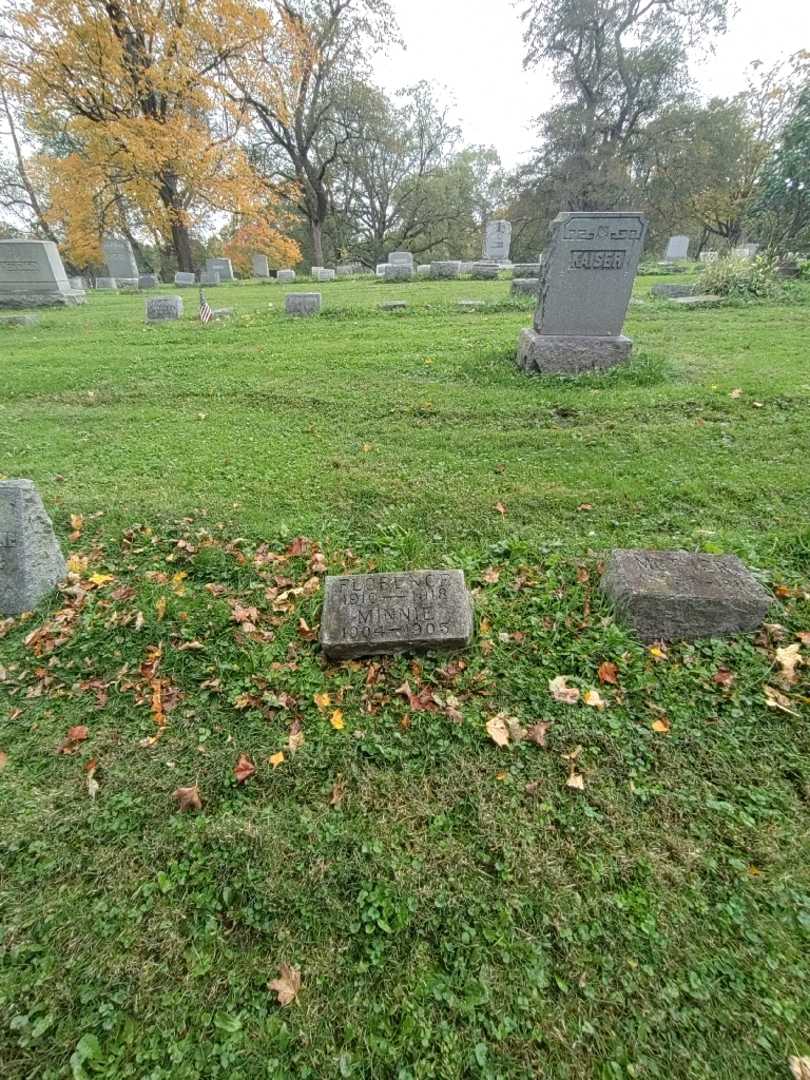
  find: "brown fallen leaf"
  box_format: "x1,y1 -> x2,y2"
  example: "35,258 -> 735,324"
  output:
525,780 -> 541,796
598,661 -> 619,685
525,722 -> 550,747
173,784 -> 203,812
234,753 -> 257,783
268,964 -> 301,1007
789,1056 -> 810,1080
313,691 -> 331,711
764,685 -> 799,716
712,668 -> 735,688
494,501 -> 507,517
59,724 -> 89,754
329,776 -> 345,808
651,717 -> 671,734
288,718 -> 304,753
566,770 -> 585,791
482,566 -> 500,584
0,751 -> 7,770
577,503 -> 593,512
797,631 -> 810,646
486,713 -> 511,747
549,676 -> 580,705
297,617 -> 316,641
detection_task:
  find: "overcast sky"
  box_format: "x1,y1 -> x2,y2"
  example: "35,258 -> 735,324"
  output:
372,0 -> 809,168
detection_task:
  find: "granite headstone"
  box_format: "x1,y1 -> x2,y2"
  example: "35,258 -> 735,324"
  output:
174,272 -> 195,287
320,570 -> 474,660
146,296 -> 183,322
103,236 -> 139,281
0,240 -> 86,308
285,292 -> 321,316
277,269 -> 296,283
0,480 -> 66,615
252,253 -> 270,278
664,235 -> 689,261
483,220 -> 512,261
205,257 -> 235,282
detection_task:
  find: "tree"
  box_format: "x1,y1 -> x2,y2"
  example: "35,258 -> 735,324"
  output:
0,80 -> 58,241
2,0 -> 290,269
755,82 -> 810,251
232,0 -> 396,266
520,0 -> 730,210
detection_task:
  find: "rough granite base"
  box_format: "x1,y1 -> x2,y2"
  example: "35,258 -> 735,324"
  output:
0,291 -> 85,309
517,328 -> 632,375
600,549 -> 771,643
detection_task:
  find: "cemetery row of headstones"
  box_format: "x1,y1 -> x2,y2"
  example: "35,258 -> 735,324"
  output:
0,479 -> 775,658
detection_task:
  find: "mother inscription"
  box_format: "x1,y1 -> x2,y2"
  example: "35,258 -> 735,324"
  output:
320,570 -> 474,660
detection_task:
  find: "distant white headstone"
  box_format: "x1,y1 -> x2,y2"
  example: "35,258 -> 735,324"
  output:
103,236 -> 139,280
664,235 -> 689,261
252,253 -> 270,278
388,251 -> 414,267
699,251 -> 719,263
0,240 -> 86,308
483,220 -> 512,261
174,272 -> 195,287
277,269 -> 296,283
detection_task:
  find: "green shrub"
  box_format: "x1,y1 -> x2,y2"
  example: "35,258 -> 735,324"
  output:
699,255 -> 783,299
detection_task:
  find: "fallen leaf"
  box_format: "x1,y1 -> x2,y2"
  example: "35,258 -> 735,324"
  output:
576,566 -> 590,584
566,771 -> 585,790
526,722 -> 550,747
577,503 -> 593,512
329,777 -> 345,808
729,387 -> 743,398
495,770 -> 508,781
549,676 -> 580,705
173,785 -> 203,812
0,751 -> 7,770
59,724 -> 89,754
297,617 -> 316,641
330,709 -> 345,730
361,442 -> 372,453
525,780 -> 541,796
583,689 -> 606,710
85,757 -> 99,799
598,661 -> 619,685
288,718 -> 304,753
482,566 -> 500,584
651,718 -> 671,734
269,751 -> 285,768
155,595 -> 167,621
268,964 -> 301,1007
712,668 -> 735,688
648,644 -> 668,661
789,1056 -> 810,1080
494,501 -> 507,516
234,754 -> 256,783
486,714 -> 510,747
775,643 -> 802,686
764,685 -> 799,716
313,692 -> 331,711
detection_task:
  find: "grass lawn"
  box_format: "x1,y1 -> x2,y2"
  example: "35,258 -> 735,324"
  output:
1,274 -> 809,1078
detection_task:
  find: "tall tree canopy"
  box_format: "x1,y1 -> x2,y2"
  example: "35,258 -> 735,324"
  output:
1,0 -> 297,269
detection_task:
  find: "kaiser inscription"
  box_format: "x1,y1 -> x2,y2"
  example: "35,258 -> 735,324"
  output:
320,570 -> 473,660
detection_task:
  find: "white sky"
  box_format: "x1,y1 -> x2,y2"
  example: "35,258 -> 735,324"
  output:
373,0 -> 810,168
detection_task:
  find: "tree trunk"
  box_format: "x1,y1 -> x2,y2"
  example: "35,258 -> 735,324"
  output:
171,219 -> 194,272
311,219 -> 324,266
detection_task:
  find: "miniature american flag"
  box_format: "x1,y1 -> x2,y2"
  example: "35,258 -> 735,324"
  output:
199,289 -> 213,324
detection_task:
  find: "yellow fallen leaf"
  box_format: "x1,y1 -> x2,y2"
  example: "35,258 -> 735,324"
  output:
566,771 -> 585,790
155,595 -> 167,621
495,771 -> 508,781
479,617 -> 492,637
88,573 -> 114,587
314,692 -> 331,711
651,718 -> 670,734
486,714 -> 510,747
269,751 -> 285,768
67,554 -> 88,575
648,645 -> 667,661
583,689 -> 606,710
268,964 -> 301,1007
330,709 -> 344,730
775,643 -> 802,685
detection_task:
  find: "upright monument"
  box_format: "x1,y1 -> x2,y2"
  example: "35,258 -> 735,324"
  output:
517,211 -> 647,375
0,240 -> 86,308
483,220 -> 512,262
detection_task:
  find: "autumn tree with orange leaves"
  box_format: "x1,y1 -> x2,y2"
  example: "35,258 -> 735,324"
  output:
1,0 -> 300,270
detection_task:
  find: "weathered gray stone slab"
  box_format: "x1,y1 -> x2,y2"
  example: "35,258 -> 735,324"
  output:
534,212 -> 647,336
430,261 -> 461,279
483,220 -> 512,261
198,270 -> 220,286
174,272 -> 195,287
146,296 -> 183,322
211,307 -> 234,319
0,314 -> 39,328
277,269 -> 296,283
0,480 -> 66,615
375,264 -> 387,277
0,240 -> 86,308
139,273 -> 159,289
316,268 -> 336,282
511,278 -> 539,296
511,263 -> 542,278
205,257 -> 234,281
699,251 -> 719,263
337,265 -> 360,277
459,262 -> 475,275
651,283 -> 694,298
383,264 -> 413,282
517,329 -> 632,374
320,570 -> 474,660
285,292 -> 321,316
388,251 -> 414,267
416,264 -> 432,276
115,277 -> 139,289
600,549 -> 771,643
310,266 -> 323,278
670,294 -> 722,306
471,262 -> 499,279
252,253 -> 270,278
379,301 -> 408,310
664,235 -> 689,261
732,244 -> 759,259
95,277 -> 117,290
103,237 -> 138,280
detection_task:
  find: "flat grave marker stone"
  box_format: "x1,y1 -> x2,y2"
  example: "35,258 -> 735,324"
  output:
600,549 -> 771,642
320,570 -> 474,660
277,269 -> 296,283
285,292 -> 321,316
0,480 -> 66,615
174,272 -> 195,287
146,296 -> 183,322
